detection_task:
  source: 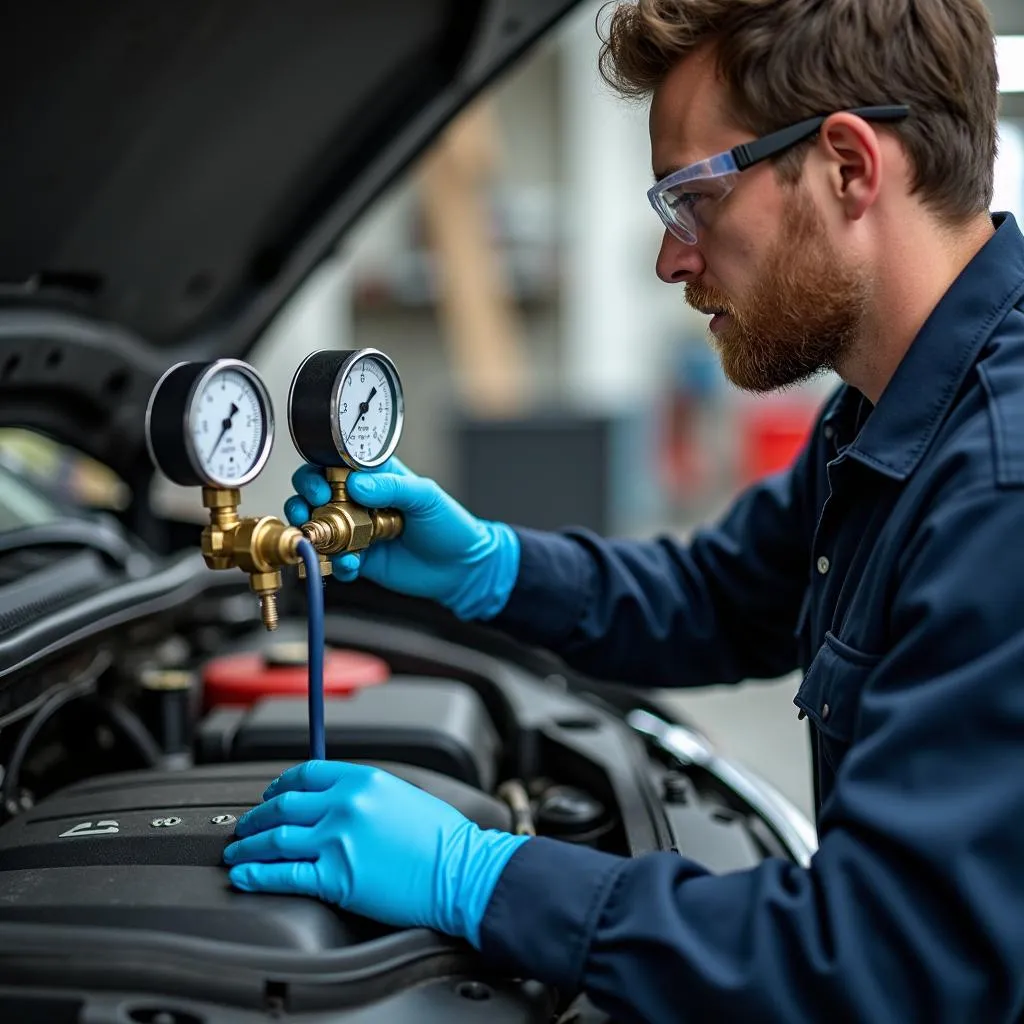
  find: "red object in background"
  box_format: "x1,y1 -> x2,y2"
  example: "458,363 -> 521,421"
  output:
738,402 -> 817,485
202,642 -> 391,710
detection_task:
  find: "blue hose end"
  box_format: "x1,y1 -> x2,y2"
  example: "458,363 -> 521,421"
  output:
296,538 -> 327,762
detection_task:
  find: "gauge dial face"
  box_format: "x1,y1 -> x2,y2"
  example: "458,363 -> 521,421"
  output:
335,354 -> 400,467
189,367 -> 269,485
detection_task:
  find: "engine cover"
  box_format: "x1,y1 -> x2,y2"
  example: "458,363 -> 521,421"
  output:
0,761 -> 510,944
0,763 -> 549,1020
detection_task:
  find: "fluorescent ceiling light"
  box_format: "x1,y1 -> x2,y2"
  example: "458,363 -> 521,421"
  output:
998,36 -> 1024,94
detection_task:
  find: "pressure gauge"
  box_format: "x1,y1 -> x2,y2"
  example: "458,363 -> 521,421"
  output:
288,349 -> 404,469
145,359 -> 274,488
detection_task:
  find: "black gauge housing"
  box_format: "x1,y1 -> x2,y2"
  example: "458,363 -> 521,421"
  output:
288,348 -> 404,469
145,359 -> 274,488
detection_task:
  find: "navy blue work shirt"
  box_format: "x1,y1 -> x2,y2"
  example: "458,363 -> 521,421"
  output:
478,213 -> 1024,1022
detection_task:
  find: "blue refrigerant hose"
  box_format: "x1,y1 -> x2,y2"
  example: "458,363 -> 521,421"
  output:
296,538 -> 326,761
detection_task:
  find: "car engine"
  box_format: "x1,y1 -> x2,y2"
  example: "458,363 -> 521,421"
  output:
0,528 -> 805,1022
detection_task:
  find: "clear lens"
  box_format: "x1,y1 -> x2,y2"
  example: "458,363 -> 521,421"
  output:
648,151 -> 740,245
658,192 -> 700,245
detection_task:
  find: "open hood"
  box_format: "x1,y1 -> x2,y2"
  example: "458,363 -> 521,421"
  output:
0,0 -> 579,487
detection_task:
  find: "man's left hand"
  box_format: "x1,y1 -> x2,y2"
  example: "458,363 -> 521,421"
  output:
223,760 -> 529,947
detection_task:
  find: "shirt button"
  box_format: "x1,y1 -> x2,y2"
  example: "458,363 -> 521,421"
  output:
822,703 -> 831,720
823,425 -> 835,440
817,556 -> 831,575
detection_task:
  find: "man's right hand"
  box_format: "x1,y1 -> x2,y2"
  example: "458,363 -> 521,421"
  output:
285,458 -> 521,622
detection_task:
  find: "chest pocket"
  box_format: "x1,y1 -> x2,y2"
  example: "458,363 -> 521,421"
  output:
795,632 -> 881,772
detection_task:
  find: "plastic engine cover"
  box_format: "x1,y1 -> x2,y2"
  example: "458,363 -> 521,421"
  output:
0,763 -> 546,1020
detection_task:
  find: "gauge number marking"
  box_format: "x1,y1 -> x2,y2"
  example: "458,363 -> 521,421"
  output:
190,368 -> 266,484
337,356 -> 396,465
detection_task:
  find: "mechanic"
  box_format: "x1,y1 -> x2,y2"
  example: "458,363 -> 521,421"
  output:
222,0 -> 1024,1020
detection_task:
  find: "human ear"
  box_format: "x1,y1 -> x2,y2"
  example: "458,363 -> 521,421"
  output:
819,113 -> 882,220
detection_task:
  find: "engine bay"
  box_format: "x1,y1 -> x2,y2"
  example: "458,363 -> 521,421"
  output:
0,526 -> 803,1022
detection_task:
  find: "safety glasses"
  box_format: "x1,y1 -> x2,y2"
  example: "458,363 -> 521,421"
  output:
648,105 -> 911,245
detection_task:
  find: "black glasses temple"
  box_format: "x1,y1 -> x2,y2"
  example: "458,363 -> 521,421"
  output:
731,104 -> 911,172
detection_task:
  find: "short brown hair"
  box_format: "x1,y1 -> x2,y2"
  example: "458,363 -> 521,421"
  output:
599,0 -> 999,222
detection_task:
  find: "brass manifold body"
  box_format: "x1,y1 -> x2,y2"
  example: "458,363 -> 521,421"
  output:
200,467 -> 403,630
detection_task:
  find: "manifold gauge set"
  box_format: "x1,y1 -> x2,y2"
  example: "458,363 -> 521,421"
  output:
144,348 -> 407,756
144,346 -> 406,641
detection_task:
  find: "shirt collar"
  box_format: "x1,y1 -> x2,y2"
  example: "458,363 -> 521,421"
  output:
839,213 -> 1024,480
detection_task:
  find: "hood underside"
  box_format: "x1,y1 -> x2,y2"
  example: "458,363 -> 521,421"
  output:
0,0 -> 579,486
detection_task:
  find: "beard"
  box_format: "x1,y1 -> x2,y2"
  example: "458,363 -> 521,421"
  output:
686,195 -> 870,393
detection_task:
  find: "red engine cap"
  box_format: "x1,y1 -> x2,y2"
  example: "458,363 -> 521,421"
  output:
202,642 -> 390,710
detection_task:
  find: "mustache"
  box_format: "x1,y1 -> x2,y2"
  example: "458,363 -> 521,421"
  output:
685,282 -> 734,317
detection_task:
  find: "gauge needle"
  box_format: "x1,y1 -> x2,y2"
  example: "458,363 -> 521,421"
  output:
347,386 -> 377,442
208,402 -> 239,460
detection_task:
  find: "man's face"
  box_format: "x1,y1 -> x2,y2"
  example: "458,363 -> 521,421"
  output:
649,50 -> 870,392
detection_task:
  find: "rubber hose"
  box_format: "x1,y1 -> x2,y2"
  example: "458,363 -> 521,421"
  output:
1,676 -> 97,818
297,538 -> 326,761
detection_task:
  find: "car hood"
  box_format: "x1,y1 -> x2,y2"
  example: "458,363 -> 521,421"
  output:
0,0 -> 579,486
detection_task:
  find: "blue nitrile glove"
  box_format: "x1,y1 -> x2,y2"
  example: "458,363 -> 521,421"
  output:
223,760 -> 529,947
284,458 -> 520,621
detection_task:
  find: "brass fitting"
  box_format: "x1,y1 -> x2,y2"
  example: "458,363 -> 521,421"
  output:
299,467 -> 403,573
200,488 -> 242,570
250,571 -> 283,631
200,488 -> 305,631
